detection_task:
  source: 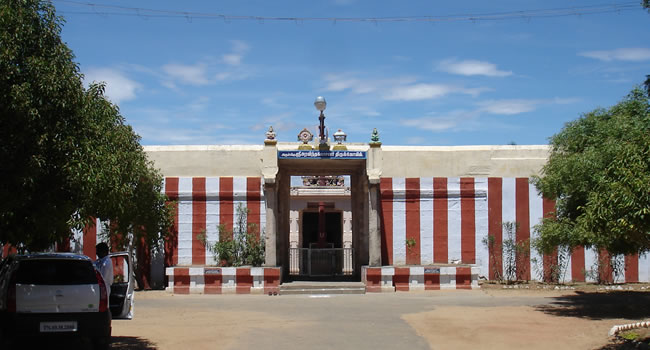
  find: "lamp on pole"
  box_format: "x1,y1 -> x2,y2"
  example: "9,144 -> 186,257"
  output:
314,96 -> 327,144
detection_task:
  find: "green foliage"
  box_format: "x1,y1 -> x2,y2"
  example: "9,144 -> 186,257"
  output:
531,233 -> 571,283
0,0 -> 172,251
405,238 -> 416,250
621,331 -> 639,341
482,221 -> 529,282
532,87 -> 650,256
201,204 -> 265,267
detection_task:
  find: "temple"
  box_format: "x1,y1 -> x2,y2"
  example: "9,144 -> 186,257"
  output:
7,98 -> 648,293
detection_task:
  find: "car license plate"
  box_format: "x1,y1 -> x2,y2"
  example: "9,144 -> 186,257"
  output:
40,321 -> 78,333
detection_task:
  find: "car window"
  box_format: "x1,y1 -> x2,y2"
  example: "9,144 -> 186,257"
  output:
16,260 -> 97,285
111,255 -> 129,283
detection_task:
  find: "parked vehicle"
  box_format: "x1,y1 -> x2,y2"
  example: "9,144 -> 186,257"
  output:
0,253 -> 111,349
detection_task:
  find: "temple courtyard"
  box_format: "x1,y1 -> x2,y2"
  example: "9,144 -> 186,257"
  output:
105,287 -> 650,349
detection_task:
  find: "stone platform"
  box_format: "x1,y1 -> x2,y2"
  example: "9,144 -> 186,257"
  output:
362,265 -> 480,292
165,265 -> 479,295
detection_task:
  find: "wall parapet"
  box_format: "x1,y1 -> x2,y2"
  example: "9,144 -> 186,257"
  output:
362,265 -> 480,292
166,266 -> 281,295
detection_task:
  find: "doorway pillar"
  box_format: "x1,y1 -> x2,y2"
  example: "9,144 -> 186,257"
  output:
263,182 -> 277,267
367,140 -> 383,266
368,183 -> 382,266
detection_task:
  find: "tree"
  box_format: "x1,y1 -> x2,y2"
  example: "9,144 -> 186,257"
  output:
0,0 -> 172,252
532,87 -> 650,256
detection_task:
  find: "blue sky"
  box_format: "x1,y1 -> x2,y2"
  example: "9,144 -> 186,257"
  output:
53,0 -> 650,146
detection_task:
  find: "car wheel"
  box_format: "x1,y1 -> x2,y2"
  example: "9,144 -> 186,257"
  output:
92,336 -> 111,350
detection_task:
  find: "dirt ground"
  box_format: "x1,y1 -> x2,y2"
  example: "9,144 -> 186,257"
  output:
109,287 -> 650,350
403,287 -> 650,350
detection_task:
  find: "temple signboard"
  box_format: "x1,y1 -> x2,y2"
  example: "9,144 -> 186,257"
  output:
278,150 -> 366,159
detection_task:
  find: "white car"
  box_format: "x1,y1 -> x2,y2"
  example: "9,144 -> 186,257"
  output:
0,252 -> 133,349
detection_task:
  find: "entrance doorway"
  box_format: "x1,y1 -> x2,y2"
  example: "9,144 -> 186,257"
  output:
302,211 -> 342,249
276,157 -> 370,282
297,211 -> 348,277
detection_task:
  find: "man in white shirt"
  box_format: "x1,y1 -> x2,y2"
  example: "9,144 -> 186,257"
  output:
94,242 -> 113,297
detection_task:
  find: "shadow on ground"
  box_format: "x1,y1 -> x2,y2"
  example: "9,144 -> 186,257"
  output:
597,340 -> 650,350
536,291 -> 650,320
110,336 -> 158,349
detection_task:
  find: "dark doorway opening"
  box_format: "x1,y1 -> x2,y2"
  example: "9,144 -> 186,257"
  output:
302,212 -> 342,249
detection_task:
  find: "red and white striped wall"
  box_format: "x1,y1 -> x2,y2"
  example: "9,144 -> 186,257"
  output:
165,266 -> 281,294
69,217 -> 106,260
362,266 -> 480,292
380,177 -> 650,283
163,177 -> 266,267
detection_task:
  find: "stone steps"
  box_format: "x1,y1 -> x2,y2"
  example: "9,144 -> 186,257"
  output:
279,281 -> 366,295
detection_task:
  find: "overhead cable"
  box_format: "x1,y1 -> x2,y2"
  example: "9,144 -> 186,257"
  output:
52,1 -> 641,24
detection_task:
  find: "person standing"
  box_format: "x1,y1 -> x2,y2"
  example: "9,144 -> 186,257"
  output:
94,242 -> 113,297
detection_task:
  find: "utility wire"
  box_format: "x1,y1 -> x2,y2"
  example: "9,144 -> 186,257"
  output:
52,0 -> 641,24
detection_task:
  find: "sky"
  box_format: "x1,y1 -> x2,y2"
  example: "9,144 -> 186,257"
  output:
52,0 -> 650,146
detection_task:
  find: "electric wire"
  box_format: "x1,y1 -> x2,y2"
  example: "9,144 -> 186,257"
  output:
51,0 -> 641,24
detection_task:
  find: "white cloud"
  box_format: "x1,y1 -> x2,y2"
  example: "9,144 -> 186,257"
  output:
385,84 -> 454,101
222,54 -> 243,66
438,59 -> 513,77
477,99 -> 539,115
222,40 -> 250,66
400,110 -> 477,132
385,84 -> 485,101
162,63 -> 211,86
401,116 -> 459,131
84,68 -> 140,104
579,48 -> 650,62
323,74 -> 416,95
323,73 -> 487,102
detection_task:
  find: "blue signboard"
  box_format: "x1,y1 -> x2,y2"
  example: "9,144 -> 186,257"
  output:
278,150 -> 367,159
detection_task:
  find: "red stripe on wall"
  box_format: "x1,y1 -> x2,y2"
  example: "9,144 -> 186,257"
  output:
393,267 -> 410,291
433,177 -> 448,263
83,219 -> 97,261
542,198 -> 558,282
625,254 -> 639,283
236,268 -> 253,294
204,268 -> 222,294
263,268 -> 281,294
380,178 -> 394,265
165,178 -> 179,267
424,271 -> 440,290
460,178 -> 475,264
220,177 -> 234,238
2,244 -> 17,258
488,178 -> 503,280
192,178 -> 206,265
515,178 -> 531,281
456,266 -> 472,290
246,177 -> 262,239
56,237 -> 71,252
173,268 -> 190,294
599,249 -> 614,284
365,268 -> 383,293
405,178 -> 421,265
571,246 -> 586,282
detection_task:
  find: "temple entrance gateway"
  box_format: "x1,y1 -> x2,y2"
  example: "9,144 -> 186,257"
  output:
275,155 -> 371,282
287,176 -> 354,279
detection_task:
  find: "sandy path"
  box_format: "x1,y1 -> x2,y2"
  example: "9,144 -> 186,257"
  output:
402,289 -> 638,350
